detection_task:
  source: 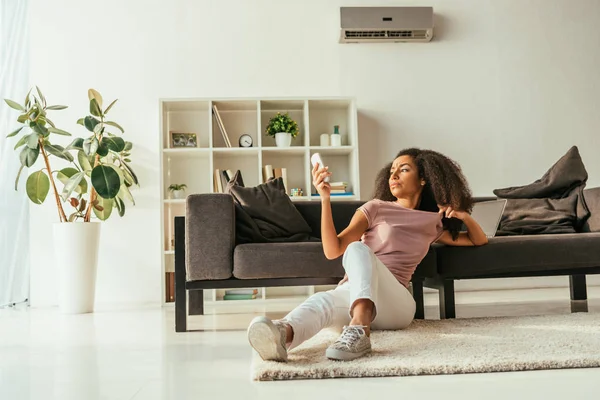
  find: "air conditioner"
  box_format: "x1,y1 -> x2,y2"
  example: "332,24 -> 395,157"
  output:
340,6 -> 434,43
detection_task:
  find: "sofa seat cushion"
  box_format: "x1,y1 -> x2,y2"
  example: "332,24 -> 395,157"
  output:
437,233 -> 600,279
233,242 -> 438,280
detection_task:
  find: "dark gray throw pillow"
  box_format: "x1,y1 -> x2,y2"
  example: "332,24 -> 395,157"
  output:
225,177 -> 313,244
493,146 -> 588,199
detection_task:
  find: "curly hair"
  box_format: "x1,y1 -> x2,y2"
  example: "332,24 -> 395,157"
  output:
373,148 -> 474,240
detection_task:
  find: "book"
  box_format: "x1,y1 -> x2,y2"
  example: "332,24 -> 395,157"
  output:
225,289 -> 258,295
312,192 -> 354,197
223,293 -> 257,300
281,168 -> 288,194
263,165 -> 274,182
214,169 -> 223,193
212,105 -> 232,148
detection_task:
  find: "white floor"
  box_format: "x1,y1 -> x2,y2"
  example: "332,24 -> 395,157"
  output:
1,296 -> 600,400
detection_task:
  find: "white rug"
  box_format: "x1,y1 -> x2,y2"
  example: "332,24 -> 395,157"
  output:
251,313 -> 600,381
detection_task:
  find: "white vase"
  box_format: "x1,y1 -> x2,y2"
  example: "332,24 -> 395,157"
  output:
172,190 -> 186,199
330,134 -> 342,147
275,132 -> 292,147
320,133 -> 330,147
53,222 -> 101,314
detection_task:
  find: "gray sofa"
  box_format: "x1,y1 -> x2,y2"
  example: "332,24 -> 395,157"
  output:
174,188 -> 600,332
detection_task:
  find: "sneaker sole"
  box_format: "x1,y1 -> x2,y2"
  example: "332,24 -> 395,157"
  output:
326,347 -> 371,361
247,316 -> 288,362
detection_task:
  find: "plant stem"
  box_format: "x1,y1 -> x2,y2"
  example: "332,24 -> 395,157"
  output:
39,140 -> 67,223
84,154 -> 100,222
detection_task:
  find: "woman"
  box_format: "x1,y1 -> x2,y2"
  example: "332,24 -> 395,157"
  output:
247,148 -> 488,362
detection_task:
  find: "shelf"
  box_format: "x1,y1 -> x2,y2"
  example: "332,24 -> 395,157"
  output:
289,196 -> 311,202
260,100 -> 305,112
164,199 -> 185,204
309,146 -> 355,155
163,148 -> 210,157
261,147 -> 306,155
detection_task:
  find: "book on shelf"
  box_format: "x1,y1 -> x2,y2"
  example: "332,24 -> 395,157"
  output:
223,293 -> 257,300
225,289 -> 259,295
264,165 -> 288,194
312,192 -> 354,197
214,169 -> 244,192
212,105 -> 232,148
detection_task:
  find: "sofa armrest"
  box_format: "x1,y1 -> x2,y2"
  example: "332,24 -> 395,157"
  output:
185,193 -> 235,281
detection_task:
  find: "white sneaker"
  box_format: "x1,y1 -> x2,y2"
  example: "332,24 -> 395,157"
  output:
247,316 -> 288,362
326,325 -> 371,361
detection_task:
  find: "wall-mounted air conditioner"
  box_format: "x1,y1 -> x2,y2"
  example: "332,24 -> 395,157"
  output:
340,6 -> 434,43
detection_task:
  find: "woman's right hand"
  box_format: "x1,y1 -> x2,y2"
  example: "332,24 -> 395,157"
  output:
312,162 -> 331,199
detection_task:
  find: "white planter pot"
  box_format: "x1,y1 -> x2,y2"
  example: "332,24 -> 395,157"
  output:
53,222 -> 101,314
172,190 -> 186,199
275,132 -> 292,147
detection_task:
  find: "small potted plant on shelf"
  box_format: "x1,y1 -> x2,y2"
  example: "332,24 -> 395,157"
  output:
265,112 -> 298,147
168,183 -> 187,199
4,87 -> 138,315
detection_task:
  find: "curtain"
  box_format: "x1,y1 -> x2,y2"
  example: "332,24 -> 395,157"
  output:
0,0 -> 29,307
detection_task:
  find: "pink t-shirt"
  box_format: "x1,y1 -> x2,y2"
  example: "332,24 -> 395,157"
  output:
358,199 -> 444,288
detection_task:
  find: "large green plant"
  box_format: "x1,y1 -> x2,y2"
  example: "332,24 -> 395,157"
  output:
4,87 -> 138,222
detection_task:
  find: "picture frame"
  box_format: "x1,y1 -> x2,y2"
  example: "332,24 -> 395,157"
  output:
170,131 -> 198,148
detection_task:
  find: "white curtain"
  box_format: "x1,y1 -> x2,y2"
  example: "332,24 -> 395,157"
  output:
0,0 -> 29,307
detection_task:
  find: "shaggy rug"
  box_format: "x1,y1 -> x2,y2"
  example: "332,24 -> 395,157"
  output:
251,313 -> 600,381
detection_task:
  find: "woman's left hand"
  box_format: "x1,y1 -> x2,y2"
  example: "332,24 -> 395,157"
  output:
438,205 -> 469,220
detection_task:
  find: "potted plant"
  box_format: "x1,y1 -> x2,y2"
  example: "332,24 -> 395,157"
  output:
265,112 -> 299,147
4,87 -> 138,314
168,183 -> 187,199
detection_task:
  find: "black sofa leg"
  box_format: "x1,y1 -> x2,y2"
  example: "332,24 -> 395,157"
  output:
569,274 -> 588,313
439,279 -> 456,319
412,279 -> 425,320
175,216 -> 187,332
189,290 -> 204,315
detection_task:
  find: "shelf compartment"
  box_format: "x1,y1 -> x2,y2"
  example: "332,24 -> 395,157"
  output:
214,153 -> 260,188
261,152 -> 307,195
212,100 -> 259,149
163,101 -> 210,150
308,99 -> 354,147
260,100 -> 307,148
163,153 -> 212,197
309,151 -> 356,197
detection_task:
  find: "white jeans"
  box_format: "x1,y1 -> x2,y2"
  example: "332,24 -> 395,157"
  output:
282,241 -> 416,350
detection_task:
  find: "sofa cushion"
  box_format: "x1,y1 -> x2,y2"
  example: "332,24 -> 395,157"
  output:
437,233 -> 600,278
233,242 -> 438,280
294,201 -> 365,238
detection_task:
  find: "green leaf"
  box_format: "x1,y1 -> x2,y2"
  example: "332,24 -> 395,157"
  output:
20,146 -> 39,167
46,105 -> 68,110
13,133 -> 30,150
7,126 -> 23,138
5,99 -> 25,111
93,196 -> 113,220
35,86 -> 46,107
48,127 -> 72,136
57,167 -> 88,196
93,122 -> 103,135
124,158 -> 131,162
104,98 -> 118,114
97,141 -> 109,157
15,165 -> 25,190
78,150 -> 93,172
61,172 -> 85,201
76,118 -> 85,126
26,170 -> 50,204
121,161 -> 138,185
115,196 -> 125,217
46,118 -> 56,128
31,122 -> 49,137
103,136 -> 125,152
88,89 -> 103,109
25,88 -> 32,108
91,165 -> 121,199
17,114 -> 28,123
27,133 -> 40,149
124,141 -> 132,152
83,137 -> 99,156
84,116 -> 99,132
90,98 -> 102,117
118,183 -> 135,205
104,121 -> 124,133
45,143 -> 74,162
66,138 -> 84,151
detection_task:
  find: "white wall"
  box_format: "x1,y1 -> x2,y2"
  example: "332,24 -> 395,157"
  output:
27,0 -> 600,307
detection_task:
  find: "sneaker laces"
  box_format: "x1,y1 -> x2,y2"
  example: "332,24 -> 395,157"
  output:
336,325 -> 366,348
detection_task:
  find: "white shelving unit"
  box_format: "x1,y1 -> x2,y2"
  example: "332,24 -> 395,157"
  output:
159,97 -> 360,311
